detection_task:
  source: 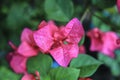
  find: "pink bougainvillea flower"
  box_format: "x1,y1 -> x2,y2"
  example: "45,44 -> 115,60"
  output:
18,28 -> 39,57
63,18 -> 84,44
34,21 -> 58,52
49,44 -> 79,67
21,71 -> 40,80
87,28 -> 119,58
79,45 -> 86,54
117,0 -> 120,13
34,18 -> 84,67
7,41 -> 27,74
10,54 -> 27,74
79,78 -> 92,80
21,73 -> 35,80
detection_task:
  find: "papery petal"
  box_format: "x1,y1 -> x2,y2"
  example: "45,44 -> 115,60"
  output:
10,55 -> 27,74
34,24 -> 55,52
48,21 -> 59,33
21,28 -> 34,45
64,18 -> 84,43
21,73 -> 35,80
49,44 -> 79,67
102,32 -> 118,57
117,0 -> 120,13
18,42 -> 38,57
38,20 -> 47,29
79,45 -> 86,54
87,28 -> 103,51
89,38 -> 103,51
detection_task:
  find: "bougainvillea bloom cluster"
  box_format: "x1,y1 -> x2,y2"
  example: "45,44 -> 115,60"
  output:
34,18 -> 84,67
87,28 -> 120,58
8,18 -> 85,79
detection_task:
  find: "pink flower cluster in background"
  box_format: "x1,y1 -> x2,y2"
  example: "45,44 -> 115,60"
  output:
87,28 -> 120,58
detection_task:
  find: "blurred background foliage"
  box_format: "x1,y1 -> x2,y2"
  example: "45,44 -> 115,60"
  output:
0,0 -> 120,80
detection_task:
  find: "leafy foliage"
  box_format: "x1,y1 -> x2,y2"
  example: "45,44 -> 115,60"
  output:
49,67 -> 80,80
27,53 -> 53,77
70,54 -> 102,77
0,66 -> 21,80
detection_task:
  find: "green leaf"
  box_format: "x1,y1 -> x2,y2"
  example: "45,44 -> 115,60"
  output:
44,0 -> 74,22
70,54 -> 102,77
98,53 -> 120,76
0,66 -> 21,80
49,67 -> 80,80
92,0 -> 116,9
27,53 -> 53,77
79,36 -> 85,46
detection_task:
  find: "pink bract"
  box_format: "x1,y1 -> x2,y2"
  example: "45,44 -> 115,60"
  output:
21,71 -> 40,80
18,28 -> 39,57
87,28 -> 119,58
34,21 -> 58,52
49,44 -> 79,67
63,18 -> 84,44
7,42 -> 27,74
18,41 -> 38,57
79,78 -> 92,80
117,0 -> 120,13
21,73 -> 35,80
10,54 -> 27,74
79,45 -> 86,54
34,18 -> 84,67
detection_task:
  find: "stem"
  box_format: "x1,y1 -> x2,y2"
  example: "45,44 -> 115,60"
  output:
80,7 -> 90,23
